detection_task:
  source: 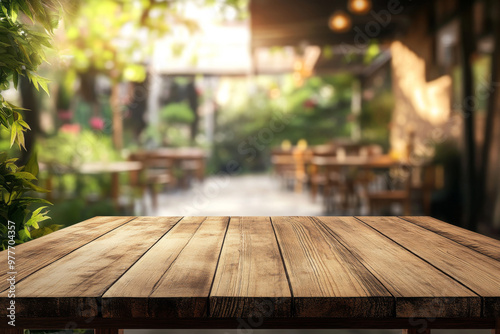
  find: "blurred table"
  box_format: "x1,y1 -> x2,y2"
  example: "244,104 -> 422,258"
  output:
1,216 -> 499,333
141,148 -> 207,184
311,154 -> 408,168
42,161 -> 143,207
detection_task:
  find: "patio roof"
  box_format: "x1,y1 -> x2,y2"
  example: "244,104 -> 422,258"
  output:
250,0 -> 427,49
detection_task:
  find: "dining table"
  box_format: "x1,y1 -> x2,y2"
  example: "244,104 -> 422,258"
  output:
41,161 -> 143,208
1,216 -> 499,334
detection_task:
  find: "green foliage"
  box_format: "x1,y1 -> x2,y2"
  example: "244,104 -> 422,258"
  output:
210,74 -> 355,172
0,0 -> 66,249
0,0 -> 64,148
0,152 -> 60,249
38,130 -> 120,168
161,102 -> 195,124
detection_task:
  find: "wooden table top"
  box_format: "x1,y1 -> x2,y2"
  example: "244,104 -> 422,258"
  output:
1,216 -> 500,322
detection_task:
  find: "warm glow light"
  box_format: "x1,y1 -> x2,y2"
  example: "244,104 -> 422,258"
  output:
297,139 -> 308,150
348,0 -> 372,15
281,140 -> 292,151
328,10 -> 351,32
391,41 -> 452,126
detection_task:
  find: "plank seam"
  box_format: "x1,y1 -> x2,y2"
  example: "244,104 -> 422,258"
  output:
97,216 -> 185,317
354,216 -> 484,316
0,216 -> 138,294
311,216 -> 397,317
148,217 -> 208,297
398,216 -> 500,262
206,216 -> 231,317
270,216 -> 295,318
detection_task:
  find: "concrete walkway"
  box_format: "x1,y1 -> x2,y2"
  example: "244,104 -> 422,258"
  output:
153,174 -> 324,216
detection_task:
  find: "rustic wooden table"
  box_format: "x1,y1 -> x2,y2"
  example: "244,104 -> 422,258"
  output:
1,216 -> 499,334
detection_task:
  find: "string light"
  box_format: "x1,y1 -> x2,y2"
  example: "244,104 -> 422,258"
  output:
348,0 -> 372,15
328,10 -> 351,32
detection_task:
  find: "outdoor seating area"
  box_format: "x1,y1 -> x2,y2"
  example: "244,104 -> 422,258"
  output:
271,140 -> 439,216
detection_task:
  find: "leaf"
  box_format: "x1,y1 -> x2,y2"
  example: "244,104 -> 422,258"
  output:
24,151 -> 39,177
12,197 -> 52,206
25,206 -> 50,229
36,76 -> 50,96
9,121 -> 18,147
18,226 -> 30,240
14,172 -> 37,180
12,71 -> 18,89
22,180 -> 50,193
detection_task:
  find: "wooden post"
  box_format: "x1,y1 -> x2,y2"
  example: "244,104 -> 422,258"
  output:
111,83 -> 123,151
493,319 -> 500,334
111,171 -> 120,210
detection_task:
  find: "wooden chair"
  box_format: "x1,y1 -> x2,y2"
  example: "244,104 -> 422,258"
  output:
367,165 -> 413,215
129,151 -> 174,211
309,146 -> 336,201
271,149 -> 296,189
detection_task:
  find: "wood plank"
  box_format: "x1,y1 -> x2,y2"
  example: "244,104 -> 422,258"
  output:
358,216 -> 500,318
271,216 -> 394,318
209,217 -> 291,318
146,216 -> 229,318
0,216 -> 181,318
102,216 -> 207,317
401,216 -> 500,261
0,216 -> 135,292
316,216 -> 481,318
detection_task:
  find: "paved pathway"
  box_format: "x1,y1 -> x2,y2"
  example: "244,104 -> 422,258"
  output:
153,174 -> 324,216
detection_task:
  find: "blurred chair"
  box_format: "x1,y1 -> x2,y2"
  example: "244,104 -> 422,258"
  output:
129,151 -> 174,211
179,158 -> 205,188
308,145 -> 336,201
366,165 -> 412,215
271,148 -> 296,189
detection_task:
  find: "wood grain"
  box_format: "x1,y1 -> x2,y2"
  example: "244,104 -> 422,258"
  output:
147,216 -> 229,318
209,217 -> 291,318
317,216 -> 481,318
102,216 -> 207,317
401,216 -> 500,261
271,216 -> 393,318
0,216 -> 135,292
0,216 -> 180,317
358,216 -> 500,317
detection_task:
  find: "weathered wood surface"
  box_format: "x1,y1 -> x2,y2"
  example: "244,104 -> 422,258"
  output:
316,216 -> 480,318
1,216 -> 499,323
272,216 -> 393,318
358,216 -> 500,317
0,216 -> 135,292
209,216 -> 291,318
0,216 -> 181,317
401,216 -> 500,261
